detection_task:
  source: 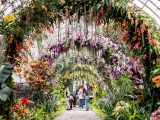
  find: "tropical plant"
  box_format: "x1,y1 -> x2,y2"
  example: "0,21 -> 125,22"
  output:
0,62 -> 13,102
0,116 -> 4,120
0,62 -> 13,119
12,97 -> 33,120
150,62 -> 160,79
0,0 -> 160,119
106,74 -> 134,104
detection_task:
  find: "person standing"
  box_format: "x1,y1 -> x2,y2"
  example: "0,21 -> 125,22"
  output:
83,87 -> 86,106
69,95 -> 73,110
69,90 -> 74,110
70,91 -> 76,107
78,86 -> 84,109
85,91 -> 89,111
65,88 -> 70,110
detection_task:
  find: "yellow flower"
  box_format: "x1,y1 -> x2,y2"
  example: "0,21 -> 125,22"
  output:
45,82 -> 49,86
112,112 -> 115,116
115,106 -> 122,111
5,13 -> 15,23
127,12 -> 131,19
113,101 -> 130,115
44,62 -> 49,65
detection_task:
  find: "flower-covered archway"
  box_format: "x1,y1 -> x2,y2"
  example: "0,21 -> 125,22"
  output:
0,0 -> 160,119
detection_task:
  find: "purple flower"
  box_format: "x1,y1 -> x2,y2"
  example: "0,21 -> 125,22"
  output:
113,44 -> 119,51
98,34 -> 103,41
127,65 -> 132,72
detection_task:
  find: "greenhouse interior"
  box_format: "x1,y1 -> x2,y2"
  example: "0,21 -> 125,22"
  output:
0,0 -> 160,120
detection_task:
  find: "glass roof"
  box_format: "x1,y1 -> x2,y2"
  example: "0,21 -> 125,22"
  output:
0,0 -> 160,26
0,0 -> 28,18
132,0 -> 160,26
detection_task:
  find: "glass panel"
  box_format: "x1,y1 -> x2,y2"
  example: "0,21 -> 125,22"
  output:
0,0 -> 27,17
133,0 -> 160,26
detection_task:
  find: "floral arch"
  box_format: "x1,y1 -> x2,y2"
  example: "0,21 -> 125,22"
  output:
0,0 -> 160,119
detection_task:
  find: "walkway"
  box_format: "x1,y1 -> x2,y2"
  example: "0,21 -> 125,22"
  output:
54,107 -> 102,120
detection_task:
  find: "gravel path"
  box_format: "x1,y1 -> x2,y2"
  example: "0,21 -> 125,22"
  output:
54,107 -> 102,120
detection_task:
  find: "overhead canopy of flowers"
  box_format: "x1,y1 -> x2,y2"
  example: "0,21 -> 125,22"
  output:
0,0 -> 160,119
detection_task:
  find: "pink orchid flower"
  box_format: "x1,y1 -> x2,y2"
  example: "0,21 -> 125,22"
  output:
143,54 -> 147,59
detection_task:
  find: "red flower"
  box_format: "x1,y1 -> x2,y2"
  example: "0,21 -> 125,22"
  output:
21,97 -> 29,106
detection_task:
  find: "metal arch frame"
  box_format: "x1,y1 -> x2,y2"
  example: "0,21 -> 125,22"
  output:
0,0 -> 27,17
134,0 -> 160,20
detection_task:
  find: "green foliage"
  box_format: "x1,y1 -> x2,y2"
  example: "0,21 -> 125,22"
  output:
92,99 -> 149,120
107,74 -> 134,103
13,87 -> 64,120
0,116 -> 4,120
0,63 -> 13,101
28,105 -> 52,120
0,62 -> 13,119
91,99 -> 114,120
0,63 -> 13,84
150,62 -> 160,79
28,93 -> 64,120
0,84 -> 11,102
26,103 -> 65,120
91,74 -> 149,120
113,103 -> 149,120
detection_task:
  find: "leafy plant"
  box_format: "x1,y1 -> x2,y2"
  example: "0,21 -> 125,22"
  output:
0,116 -> 4,120
0,62 -> 13,102
107,74 -> 134,104
0,84 -> 11,102
0,62 -> 13,119
150,62 -> 160,79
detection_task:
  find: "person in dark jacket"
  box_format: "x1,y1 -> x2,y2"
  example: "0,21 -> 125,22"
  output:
65,88 -> 70,110
70,91 -> 76,107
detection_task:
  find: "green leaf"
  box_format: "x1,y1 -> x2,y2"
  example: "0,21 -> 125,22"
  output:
96,3 -> 102,10
150,68 -> 160,79
0,63 -> 13,83
0,83 -> 11,102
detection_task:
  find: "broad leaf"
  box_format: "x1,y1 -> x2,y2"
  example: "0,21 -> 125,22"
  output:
0,84 -> 11,102
150,68 -> 160,79
0,63 -> 13,83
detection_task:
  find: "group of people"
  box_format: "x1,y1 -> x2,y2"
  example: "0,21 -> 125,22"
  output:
65,85 -> 89,111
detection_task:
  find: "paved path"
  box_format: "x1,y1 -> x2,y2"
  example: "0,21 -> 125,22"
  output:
54,107 -> 102,120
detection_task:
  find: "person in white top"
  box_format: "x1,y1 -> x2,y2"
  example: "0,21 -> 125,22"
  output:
78,86 -> 84,109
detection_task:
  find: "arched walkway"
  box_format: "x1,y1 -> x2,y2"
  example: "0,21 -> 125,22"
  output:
54,108 -> 101,120
1,0 -> 160,120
